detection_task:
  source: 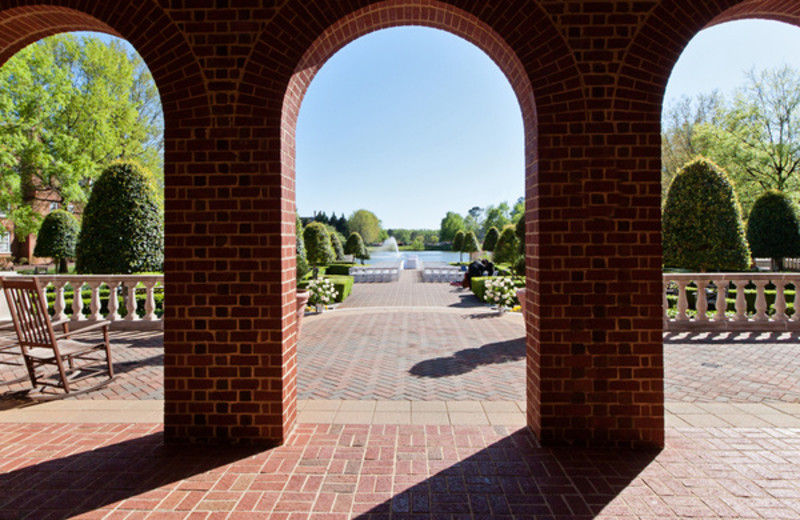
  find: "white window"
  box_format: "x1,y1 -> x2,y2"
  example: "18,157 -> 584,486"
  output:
0,231 -> 10,254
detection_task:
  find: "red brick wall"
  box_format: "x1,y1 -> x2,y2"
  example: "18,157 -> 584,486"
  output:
2,0 -> 797,447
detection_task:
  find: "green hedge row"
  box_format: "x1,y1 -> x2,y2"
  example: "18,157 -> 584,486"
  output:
298,275 -> 354,303
470,276 -> 525,303
44,286 -> 164,318
324,263 -> 355,276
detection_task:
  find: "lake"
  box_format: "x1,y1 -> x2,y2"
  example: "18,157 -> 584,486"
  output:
367,250 -> 463,265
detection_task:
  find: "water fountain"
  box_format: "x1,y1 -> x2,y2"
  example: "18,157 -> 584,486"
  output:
376,236 -> 399,254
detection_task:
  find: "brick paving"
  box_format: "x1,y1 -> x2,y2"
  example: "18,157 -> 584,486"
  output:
1,422 -> 800,519
337,270 -> 477,309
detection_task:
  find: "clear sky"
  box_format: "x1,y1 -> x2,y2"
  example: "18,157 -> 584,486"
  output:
296,20 -> 800,230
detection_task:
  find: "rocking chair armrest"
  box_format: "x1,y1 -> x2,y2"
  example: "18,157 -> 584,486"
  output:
52,320 -> 110,340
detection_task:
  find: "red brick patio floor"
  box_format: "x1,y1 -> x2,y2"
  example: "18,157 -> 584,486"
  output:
2,274 -> 800,518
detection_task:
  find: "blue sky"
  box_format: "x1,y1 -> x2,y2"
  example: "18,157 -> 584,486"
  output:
296,20 -> 800,230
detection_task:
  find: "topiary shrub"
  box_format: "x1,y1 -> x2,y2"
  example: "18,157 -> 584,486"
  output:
746,190 -> 800,271
463,230 -> 480,258
344,231 -> 370,264
296,215 -> 310,280
76,161 -> 163,274
34,209 -> 79,273
482,226 -> 499,251
663,157 -> 750,272
330,232 -> 345,261
515,217 -> 525,276
452,230 -> 465,262
493,224 -> 519,265
303,221 -> 335,267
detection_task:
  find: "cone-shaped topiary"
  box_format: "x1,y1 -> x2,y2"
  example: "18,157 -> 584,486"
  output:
482,226 -> 499,251
344,232 -> 369,264
330,232 -> 345,261
452,230 -> 464,262
493,224 -> 519,265
663,157 -> 750,271
76,161 -> 163,274
746,190 -> 800,271
463,230 -> 480,257
296,215 -> 310,280
34,209 -> 79,273
303,221 -> 335,267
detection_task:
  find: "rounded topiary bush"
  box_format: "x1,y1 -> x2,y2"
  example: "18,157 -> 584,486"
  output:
746,190 -> 800,270
76,161 -> 163,274
34,209 -> 79,273
493,224 -> 519,265
303,221 -> 335,267
330,232 -> 345,261
663,158 -> 750,272
463,230 -> 480,255
482,226 -> 499,251
344,232 -> 369,264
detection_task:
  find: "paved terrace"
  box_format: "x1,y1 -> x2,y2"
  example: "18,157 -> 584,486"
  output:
1,271 -> 800,518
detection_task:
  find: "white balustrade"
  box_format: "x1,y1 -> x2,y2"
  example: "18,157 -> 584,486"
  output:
34,275 -> 164,330
664,273 -> 800,331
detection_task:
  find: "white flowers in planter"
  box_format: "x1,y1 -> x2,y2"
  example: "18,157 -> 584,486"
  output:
307,277 -> 338,308
484,276 -> 518,311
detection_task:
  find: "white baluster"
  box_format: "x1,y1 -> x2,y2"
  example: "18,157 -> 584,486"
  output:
663,281 -> 670,326
711,279 -> 727,323
732,278 -> 748,321
753,280 -> 769,322
774,280 -> 788,322
142,280 -> 158,321
70,280 -> 85,321
676,280 -> 689,322
125,281 -> 140,321
695,280 -> 708,322
52,279 -> 69,322
86,281 -> 103,321
106,280 -> 121,321
793,282 -> 800,322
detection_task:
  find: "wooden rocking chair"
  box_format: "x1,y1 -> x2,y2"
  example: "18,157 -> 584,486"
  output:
0,277 -> 114,395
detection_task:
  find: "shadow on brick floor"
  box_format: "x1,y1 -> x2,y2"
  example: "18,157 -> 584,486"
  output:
408,338 -> 525,378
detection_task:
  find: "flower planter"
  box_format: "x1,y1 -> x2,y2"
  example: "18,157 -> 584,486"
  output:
296,290 -> 310,336
516,287 -> 526,316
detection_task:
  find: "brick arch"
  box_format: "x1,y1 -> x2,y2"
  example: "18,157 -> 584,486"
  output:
0,2 -> 210,145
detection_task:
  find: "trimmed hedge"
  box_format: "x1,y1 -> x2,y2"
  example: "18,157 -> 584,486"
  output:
470,275 -> 524,303
325,263 -> 355,276
298,275 -> 353,303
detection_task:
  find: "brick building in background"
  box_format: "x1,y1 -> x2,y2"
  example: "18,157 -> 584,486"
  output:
0,0 -> 787,449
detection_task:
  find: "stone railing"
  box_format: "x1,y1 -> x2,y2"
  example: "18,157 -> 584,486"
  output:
664,273 -> 800,331
33,274 -> 163,330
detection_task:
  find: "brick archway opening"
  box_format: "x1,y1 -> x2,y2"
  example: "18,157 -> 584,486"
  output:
281,0 -> 537,437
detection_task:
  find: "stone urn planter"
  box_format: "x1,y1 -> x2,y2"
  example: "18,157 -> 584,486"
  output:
516,287 -> 526,316
296,290 -> 310,336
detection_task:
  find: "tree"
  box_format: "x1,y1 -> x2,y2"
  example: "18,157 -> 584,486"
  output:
462,231 -> 480,259
0,34 -> 163,237
452,230 -> 465,262
347,209 -> 381,244
662,158 -> 750,272
440,211 -> 465,242
464,206 -> 483,235
482,226 -> 500,252
515,215 -> 526,276
330,232 -> 345,261
482,202 -> 510,236
303,221 -> 335,267
296,215 -> 310,280
493,224 -> 519,265
746,190 -> 800,271
33,209 -> 79,273
76,161 -> 163,274
336,215 -> 349,236
344,232 -> 369,264
510,197 -> 525,224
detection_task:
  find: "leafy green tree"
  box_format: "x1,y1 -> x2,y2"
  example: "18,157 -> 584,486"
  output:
510,197 -> 525,224
303,221 -> 335,267
344,232 -> 369,264
296,215 -> 310,280
76,161 -> 163,274
336,215 -> 348,236
348,209 -> 381,244
464,206 -> 483,236
330,232 -> 345,261
411,236 -> 425,250
452,230 -> 465,262
746,190 -> 800,270
482,226 -> 500,251
493,224 -> 520,265
482,203 -> 510,236
33,209 -> 79,273
662,158 -> 750,271
440,212 -> 465,243
0,34 -> 163,237
515,216 -> 526,276
462,231 -> 480,258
